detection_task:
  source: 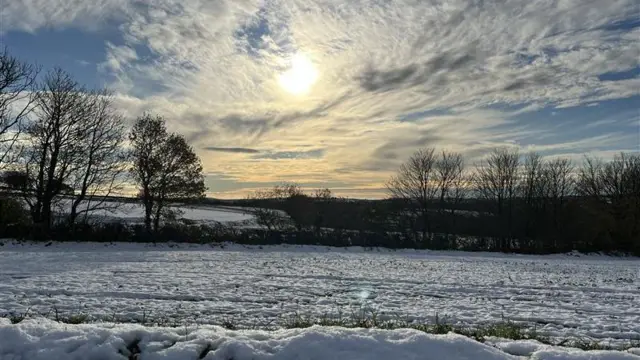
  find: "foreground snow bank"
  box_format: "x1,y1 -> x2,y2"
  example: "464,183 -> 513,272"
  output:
0,319 -> 637,360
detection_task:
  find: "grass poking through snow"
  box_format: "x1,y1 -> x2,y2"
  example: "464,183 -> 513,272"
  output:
2,306 -> 638,352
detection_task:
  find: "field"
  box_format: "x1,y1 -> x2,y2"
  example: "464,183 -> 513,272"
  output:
55,200 -> 257,227
0,242 -> 638,359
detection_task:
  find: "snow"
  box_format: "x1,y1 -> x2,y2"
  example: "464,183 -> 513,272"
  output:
54,200 -> 255,225
485,339 -> 640,359
1,318 -> 638,360
0,242 -> 638,352
487,338 -> 549,356
531,350 -> 639,360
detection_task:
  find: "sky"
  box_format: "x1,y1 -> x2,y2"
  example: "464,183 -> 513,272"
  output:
1,0 -> 639,199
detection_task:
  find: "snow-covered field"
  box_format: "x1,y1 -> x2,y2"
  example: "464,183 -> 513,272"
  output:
55,200 -> 256,226
0,242 -> 638,359
1,318 -> 639,360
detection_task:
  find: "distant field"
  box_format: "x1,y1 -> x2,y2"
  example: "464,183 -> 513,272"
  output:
51,199 -> 257,226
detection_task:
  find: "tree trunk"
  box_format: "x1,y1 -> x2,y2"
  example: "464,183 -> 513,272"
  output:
422,209 -> 431,248
153,202 -> 163,233
143,199 -> 153,234
68,196 -> 84,228
41,198 -> 52,233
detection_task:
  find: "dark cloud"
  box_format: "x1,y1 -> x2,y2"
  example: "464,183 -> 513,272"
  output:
339,131 -> 450,175
372,133 -> 445,160
182,113 -> 272,145
500,70 -> 558,92
252,149 -> 325,160
337,160 -> 399,173
204,147 -> 260,153
219,115 -> 272,137
357,51 -> 477,92
183,92 -> 353,146
358,64 -> 419,92
182,113 -> 221,145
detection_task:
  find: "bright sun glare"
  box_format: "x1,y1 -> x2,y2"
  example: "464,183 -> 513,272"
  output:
278,53 -> 318,95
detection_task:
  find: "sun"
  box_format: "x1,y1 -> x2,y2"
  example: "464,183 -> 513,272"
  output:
278,53 -> 318,95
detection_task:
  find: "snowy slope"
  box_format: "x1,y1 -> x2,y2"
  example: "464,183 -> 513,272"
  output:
0,242 -> 638,349
53,200 -> 255,225
0,318 -> 638,360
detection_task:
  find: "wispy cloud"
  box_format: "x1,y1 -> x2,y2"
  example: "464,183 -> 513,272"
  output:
3,0 -> 639,197
204,147 -> 260,154
252,149 -> 325,160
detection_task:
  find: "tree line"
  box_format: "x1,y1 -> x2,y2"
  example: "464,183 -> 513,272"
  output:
242,148 -> 638,255
389,147 -> 639,254
0,49 -> 206,237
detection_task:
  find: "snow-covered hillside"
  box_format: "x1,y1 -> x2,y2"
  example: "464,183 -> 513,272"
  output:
52,199 -> 256,226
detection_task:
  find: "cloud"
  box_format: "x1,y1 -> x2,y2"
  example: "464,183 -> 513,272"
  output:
252,149 -> 325,160
203,147 -> 260,154
100,42 -> 138,73
202,146 -> 325,159
520,133 -> 636,154
0,0 -> 131,34
357,51 -> 477,93
3,0 -> 639,197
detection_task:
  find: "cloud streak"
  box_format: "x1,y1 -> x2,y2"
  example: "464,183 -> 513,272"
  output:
204,147 -> 260,154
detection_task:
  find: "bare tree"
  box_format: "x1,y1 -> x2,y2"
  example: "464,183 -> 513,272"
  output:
0,48 -> 39,169
619,153 -> 640,203
519,152 -> 547,247
544,158 -> 574,206
601,153 -> 640,204
432,150 -> 465,246
248,183 -> 311,231
575,153 -> 640,252
575,156 -> 602,199
275,184 -> 311,231
542,158 -> 574,249
18,69 -> 129,230
67,90 -> 129,225
434,150 -> 465,214
247,188 -> 291,232
521,152 -> 546,203
473,147 -> 520,250
617,153 -> 640,247
21,69 -> 86,230
247,184 -> 333,233
130,114 -> 206,233
575,154 -> 635,203
312,188 -> 332,234
314,188 -> 332,200
272,183 -> 304,199
387,148 -> 438,245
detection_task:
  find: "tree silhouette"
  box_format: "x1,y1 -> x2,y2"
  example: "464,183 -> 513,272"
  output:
130,114 -> 206,233
19,69 -> 128,230
473,147 -> 520,251
0,48 -> 39,169
387,148 -> 438,245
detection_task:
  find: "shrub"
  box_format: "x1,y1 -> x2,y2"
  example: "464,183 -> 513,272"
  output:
0,196 -> 31,238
